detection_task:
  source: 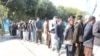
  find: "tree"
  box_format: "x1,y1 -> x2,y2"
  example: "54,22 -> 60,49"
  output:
56,6 -> 86,20
0,4 -> 9,33
1,0 -> 56,19
1,0 -> 38,19
36,0 -> 57,19
0,0 -> 86,20
56,6 -> 67,19
45,2 -> 57,19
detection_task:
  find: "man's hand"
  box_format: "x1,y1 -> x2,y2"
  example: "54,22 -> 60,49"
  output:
75,43 -> 78,47
39,29 -> 42,32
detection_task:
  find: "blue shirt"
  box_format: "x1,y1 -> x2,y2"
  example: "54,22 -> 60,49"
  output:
35,20 -> 42,30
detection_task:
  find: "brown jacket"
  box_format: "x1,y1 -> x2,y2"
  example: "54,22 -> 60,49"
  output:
73,22 -> 84,43
64,24 -> 74,45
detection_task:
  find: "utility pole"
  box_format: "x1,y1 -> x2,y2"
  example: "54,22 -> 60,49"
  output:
86,0 -> 97,15
92,0 -> 97,15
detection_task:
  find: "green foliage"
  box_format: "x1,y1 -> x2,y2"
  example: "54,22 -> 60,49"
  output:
1,0 -> 38,19
0,5 -> 9,18
37,0 -> 57,19
56,6 -> 67,19
56,6 -> 86,20
0,5 -> 9,24
1,0 -> 55,19
0,0 -> 86,20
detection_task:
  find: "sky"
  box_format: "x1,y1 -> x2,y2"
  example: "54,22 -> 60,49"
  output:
50,0 -> 100,21
50,0 -> 87,11
93,0 -> 100,21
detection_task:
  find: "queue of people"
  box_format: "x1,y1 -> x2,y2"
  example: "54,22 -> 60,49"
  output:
9,15 -> 100,56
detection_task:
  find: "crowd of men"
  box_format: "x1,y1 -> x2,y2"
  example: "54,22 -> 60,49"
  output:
9,15 -> 100,56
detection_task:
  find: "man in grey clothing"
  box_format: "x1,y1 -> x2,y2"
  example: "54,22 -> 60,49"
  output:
93,20 -> 100,56
83,16 -> 95,56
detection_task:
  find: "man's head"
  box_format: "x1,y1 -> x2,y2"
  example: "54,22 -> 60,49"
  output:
45,17 -> 49,22
58,17 -> 62,24
89,16 -> 96,24
53,16 -> 58,21
77,15 -> 83,23
31,20 -> 34,23
37,16 -> 40,21
69,15 -> 76,19
68,15 -> 75,25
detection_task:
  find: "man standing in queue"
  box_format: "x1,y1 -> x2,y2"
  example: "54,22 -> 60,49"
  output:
64,15 -> 75,56
55,17 -> 64,56
73,15 -> 84,56
35,17 -> 42,44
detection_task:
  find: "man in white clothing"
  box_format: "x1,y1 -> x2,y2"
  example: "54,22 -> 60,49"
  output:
49,16 -> 58,51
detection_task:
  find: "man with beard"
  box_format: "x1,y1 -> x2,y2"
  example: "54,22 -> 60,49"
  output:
73,15 -> 84,56
64,15 -> 75,56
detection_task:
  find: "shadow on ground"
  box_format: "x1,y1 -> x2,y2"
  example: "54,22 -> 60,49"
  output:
0,35 -> 21,42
